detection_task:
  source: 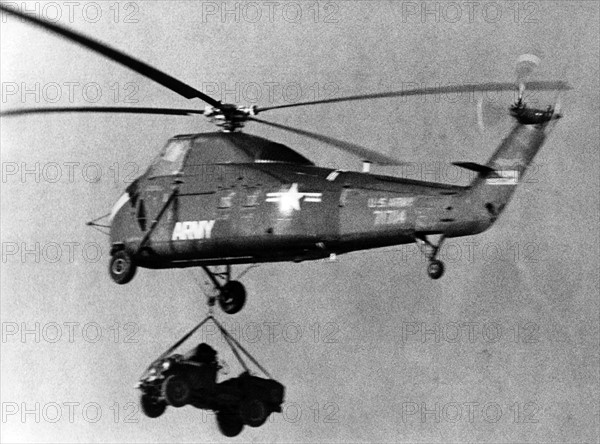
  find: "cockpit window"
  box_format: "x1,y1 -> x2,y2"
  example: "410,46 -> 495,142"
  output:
184,133 -> 314,166
148,139 -> 190,178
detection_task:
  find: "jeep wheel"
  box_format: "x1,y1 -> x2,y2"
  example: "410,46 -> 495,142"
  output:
162,375 -> 190,408
240,398 -> 269,427
216,410 -> 244,437
140,393 -> 166,418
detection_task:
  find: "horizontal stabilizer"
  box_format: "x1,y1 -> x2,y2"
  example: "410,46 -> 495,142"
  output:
452,162 -> 498,178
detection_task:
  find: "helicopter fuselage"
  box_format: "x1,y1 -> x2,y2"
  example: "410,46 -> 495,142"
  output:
110,162 -> 489,269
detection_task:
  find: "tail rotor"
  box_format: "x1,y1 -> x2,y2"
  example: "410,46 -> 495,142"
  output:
478,53 -> 567,130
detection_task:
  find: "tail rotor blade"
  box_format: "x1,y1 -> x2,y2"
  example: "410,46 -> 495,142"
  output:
515,53 -> 542,101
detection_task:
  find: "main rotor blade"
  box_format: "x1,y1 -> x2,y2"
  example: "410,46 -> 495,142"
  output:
250,117 -> 406,166
0,106 -> 205,118
255,81 -> 572,114
0,3 -> 221,109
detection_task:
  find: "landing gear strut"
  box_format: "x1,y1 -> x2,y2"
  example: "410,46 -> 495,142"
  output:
416,234 -> 445,280
202,265 -> 247,315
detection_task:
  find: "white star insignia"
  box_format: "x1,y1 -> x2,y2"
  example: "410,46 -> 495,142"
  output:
266,183 -> 322,214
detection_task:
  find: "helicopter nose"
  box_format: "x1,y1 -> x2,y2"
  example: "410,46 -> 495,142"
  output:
109,193 -> 130,223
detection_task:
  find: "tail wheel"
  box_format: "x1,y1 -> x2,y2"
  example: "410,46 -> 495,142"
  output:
109,250 -> 137,285
427,260 -> 445,280
162,375 -> 191,408
219,281 -> 246,315
140,393 -> 166,418
240,398 -> 269,427
216,410 -> 244,437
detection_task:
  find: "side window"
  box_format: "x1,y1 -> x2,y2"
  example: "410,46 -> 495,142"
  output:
218,190 -> 236,209
136,199 -> 147,231
243,187 -> 260,207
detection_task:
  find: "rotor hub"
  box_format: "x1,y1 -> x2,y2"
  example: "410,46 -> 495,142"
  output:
204,104 -> 256,132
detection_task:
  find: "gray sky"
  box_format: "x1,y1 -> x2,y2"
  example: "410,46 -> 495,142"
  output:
1,1 -> 599,442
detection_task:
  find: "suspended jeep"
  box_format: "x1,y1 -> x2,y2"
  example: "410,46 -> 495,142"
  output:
136,315 -> 285,437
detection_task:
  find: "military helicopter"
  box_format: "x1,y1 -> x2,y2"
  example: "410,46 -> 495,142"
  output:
1,4 -> 570,315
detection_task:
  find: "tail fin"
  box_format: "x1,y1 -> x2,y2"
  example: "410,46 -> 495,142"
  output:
460,120 -> 549,225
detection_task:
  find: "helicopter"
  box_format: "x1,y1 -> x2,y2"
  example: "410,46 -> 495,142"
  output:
0,3 -> 571,315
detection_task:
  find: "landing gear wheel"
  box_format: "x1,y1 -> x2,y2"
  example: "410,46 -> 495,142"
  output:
219,281 -> 246,315
109,250 -> 137,285
216,410 -> 244,437
427,260 -> 445,280
240,398 -> 269,427
140,393 -> 166,418
162,375 -> 190,408
416,235 -> 446,280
